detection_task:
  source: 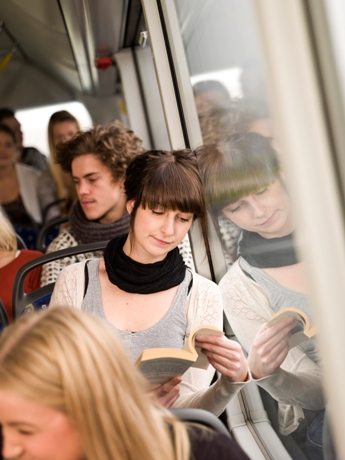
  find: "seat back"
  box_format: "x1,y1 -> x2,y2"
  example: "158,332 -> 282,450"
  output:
36,215 -> 69,251
171,408 -> 231,437
0,298 -> 9,332
12,240 -> 109,319
16,232 -> 27,249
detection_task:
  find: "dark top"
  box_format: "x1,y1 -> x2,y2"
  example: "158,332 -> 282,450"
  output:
2,195 -> 34,227
189,425 -> 250,460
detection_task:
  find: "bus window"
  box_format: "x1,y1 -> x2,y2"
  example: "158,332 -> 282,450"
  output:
172,1 -> 325,458
16,102 -> 93,156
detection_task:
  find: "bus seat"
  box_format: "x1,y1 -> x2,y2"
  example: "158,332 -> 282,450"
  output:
0,299 -> 9,332
171,408 -> 231,437
36,215 -> 69,252
12,240 -> 109,319
16,233 -> 27,249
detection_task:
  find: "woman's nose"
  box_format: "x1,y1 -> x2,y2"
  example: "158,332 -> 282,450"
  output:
250,198 -> 266,217
2,433 -> 24,459
161,216 -> 175,235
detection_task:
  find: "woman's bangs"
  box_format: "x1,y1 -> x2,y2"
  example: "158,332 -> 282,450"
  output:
210,167 -> 276,210
141,176 -> 203,216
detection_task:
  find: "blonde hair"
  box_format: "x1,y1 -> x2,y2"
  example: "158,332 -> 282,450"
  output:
0,208 -> 17,252
0,308 -> 190,460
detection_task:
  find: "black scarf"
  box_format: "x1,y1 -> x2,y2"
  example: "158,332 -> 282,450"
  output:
104,235 -> 186,294
238,230 -> 299,268
69,201 -> 130,244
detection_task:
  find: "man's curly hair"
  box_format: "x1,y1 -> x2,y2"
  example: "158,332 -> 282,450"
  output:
56,120 -> 145,181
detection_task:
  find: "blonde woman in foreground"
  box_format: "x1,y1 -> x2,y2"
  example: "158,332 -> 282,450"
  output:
0,308 -> 249,460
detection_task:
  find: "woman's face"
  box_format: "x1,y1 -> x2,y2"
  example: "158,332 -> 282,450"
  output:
126,204 -> 193,263
222,180 -> 294,239
52,121 -> 78,145
0,131 -> 17,168
0,389 -> 84,460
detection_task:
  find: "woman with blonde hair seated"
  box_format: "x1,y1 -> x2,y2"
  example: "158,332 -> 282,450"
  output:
0,208 -> 42,321
0,308 -> 249,460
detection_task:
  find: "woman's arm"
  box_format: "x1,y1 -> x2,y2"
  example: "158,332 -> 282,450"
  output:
220,264 -> 324,410
174,274 -> 248,415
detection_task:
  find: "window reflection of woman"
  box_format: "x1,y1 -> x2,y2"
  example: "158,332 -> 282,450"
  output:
197,133 -> 324,460
0,124 -> 58,248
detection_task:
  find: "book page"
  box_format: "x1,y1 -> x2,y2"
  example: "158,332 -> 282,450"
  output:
139,357 -> 194,385
270,308 -> 314,349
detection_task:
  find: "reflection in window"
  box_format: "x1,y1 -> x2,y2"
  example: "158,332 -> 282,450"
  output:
197,133 -> 324,460
174,0 -> 326,458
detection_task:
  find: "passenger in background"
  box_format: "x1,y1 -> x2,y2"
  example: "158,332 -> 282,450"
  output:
0,308 -> 250,460
0,124 -> 59,248
198,133 -> 324,460
47,110 -> 81,214
0,209 -> 42,321
50,149 -> 249,414
193,80 -> 232,114
40,121 -> 144,286
198,99 -> 247,147
0,107 -> 49,172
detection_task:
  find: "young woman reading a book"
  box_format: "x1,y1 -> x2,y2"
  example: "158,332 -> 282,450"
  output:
197,133 -> 325,459
0,307 -> 249,460
50,149 -> 249,414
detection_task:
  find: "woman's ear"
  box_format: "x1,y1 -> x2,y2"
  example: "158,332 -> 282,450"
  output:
126,200 -> 135,214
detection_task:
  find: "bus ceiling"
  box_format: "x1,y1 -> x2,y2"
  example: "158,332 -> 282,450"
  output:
0,0 -> 142,109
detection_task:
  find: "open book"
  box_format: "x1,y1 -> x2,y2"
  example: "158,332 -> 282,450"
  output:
269,306 -> 316,349
136,325 -> 223,385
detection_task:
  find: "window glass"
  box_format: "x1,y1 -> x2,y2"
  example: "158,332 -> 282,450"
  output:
174,1 -> 326,458
135,36 -> 171,150
16,102 -> 93,156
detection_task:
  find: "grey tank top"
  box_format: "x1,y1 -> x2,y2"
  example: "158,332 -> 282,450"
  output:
239,257 -> 319,364
82,259 -> 191,361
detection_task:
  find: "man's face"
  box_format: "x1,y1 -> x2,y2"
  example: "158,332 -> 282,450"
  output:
71,154 -> 125,224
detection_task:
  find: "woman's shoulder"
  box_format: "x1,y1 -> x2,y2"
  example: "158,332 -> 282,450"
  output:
219,258 -> 248,288
15,162 -> 41,178
58,259 -> 88,278
188,425 -> 249,460
191,272 -> 219,290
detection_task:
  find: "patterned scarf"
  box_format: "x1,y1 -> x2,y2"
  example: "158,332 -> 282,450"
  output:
104,235 -> 186,294
69,201 -> 130,244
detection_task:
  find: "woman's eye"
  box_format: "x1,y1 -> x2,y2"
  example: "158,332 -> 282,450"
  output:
179,217 -> 189,223
255,187 -> 268,195
226,202 -> 243,213
18,429 -> 35,436
152,210 -> 164,215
